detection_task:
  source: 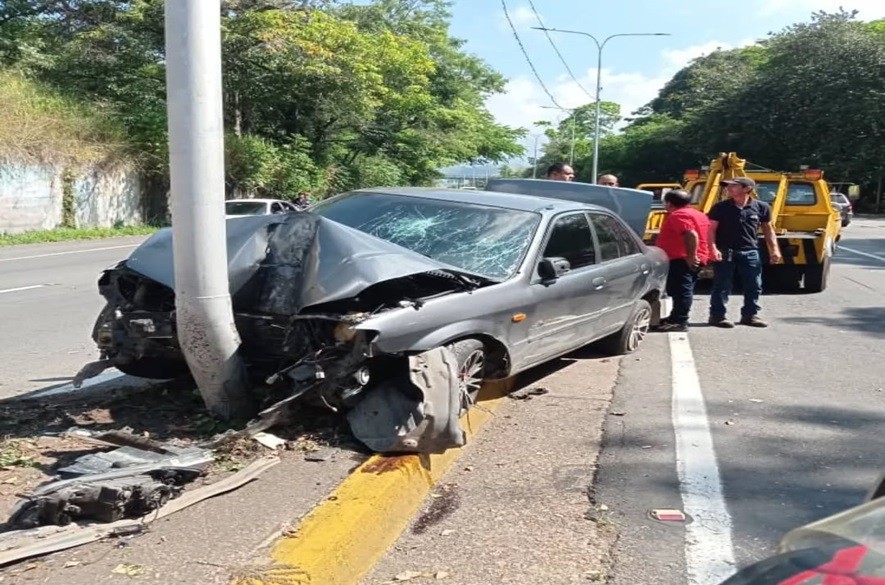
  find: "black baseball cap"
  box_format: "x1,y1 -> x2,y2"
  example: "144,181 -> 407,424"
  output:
721,177 -> 756,188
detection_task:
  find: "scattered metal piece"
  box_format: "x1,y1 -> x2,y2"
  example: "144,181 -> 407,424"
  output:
508,387 -> 549,401
72,360 -> 114,388
304,449 -> 335,462
252,432 -> 287,451
0,457 -> 279,567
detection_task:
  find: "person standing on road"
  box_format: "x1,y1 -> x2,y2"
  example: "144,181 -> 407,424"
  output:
708,177 -> 782,328
653,189 -> 710,332
546,162 -> 575,181
597,174 -> 619,187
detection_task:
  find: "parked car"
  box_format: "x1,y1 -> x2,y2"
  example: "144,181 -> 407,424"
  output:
86,187 -> 666,452
720,472 -> 885,584
224,198 -> 298,217
830,192 -> 853,227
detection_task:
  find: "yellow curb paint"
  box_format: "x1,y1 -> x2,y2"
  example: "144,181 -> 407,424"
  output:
239,379 -> 514,585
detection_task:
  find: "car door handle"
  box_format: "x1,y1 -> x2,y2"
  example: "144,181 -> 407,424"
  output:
592,277 -> 606,290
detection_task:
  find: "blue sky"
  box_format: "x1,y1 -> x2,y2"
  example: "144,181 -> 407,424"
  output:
445,0 -> 883,149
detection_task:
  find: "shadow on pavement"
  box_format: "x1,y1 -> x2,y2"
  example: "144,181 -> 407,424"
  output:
780,306 -> 885,339
598,398 -> 884,553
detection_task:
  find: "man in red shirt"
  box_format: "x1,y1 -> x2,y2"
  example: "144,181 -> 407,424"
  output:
653,189 -> 711,332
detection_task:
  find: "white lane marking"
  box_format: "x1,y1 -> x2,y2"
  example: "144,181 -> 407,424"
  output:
0,244 -> 138,263
839,245 -> 885,264
27,370 -> 126,399
0,284 -> 47,294
662,297 -> 737,584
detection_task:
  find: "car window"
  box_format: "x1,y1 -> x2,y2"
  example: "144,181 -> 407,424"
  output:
755,181 -> 817,206
542,213 -> 597,269
755,182 -> 779,204
225,201 -> 268,215
590,214 -> 640,262
312,192 -> 541,280
270,202 -> 284,213
786,182 -> 816,205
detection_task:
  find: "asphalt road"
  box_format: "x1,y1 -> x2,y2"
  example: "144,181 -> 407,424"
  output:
596,216 -> 885,584
0,237 -> 147,398
1,219 -> 883,584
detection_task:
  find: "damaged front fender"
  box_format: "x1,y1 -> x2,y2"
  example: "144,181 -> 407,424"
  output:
347,347 -> 466,454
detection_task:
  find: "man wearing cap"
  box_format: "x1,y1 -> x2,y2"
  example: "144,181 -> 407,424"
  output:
707,177 -> 782,328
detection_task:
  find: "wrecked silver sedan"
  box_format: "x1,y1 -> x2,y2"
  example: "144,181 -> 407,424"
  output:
87,186 -> 666,452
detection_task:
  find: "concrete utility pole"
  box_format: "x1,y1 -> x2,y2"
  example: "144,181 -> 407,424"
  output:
533,28 -> 670,181
165,0 -> 253,419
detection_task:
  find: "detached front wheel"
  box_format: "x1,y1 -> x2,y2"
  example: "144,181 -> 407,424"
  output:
600,299 -> 652,355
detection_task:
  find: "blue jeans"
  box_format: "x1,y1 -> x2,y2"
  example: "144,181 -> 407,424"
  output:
710,249 -> 763,319
666,259 -> 699,325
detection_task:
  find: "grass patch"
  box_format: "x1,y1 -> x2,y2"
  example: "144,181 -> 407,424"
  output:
0,225 -> 160,246
0,439 -> 39,469
0,69 -> 130,166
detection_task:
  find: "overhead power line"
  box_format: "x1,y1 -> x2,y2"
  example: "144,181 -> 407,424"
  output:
527,0 -> 595,101
500,0 -> 563,110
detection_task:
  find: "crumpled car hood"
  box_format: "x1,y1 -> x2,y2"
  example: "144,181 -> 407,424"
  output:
124,212 -> 468,313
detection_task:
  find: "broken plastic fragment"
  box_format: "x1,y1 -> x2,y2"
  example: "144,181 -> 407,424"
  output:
347,347 -> 465,454
651,509 -> 686,522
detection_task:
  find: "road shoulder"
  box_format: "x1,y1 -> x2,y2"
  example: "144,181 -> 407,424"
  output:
361,350 -> 621,585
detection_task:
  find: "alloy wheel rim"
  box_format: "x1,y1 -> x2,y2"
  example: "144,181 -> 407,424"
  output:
459,349 -> 485,396
628,308 -> 652,352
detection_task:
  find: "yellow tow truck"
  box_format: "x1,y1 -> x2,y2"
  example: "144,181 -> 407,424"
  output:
643,152 -> 842,292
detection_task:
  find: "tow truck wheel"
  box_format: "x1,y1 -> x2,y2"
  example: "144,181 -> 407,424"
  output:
804,258 -> 831,293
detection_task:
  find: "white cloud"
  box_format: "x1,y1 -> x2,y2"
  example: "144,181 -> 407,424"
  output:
486,38 -> 760,134
757,0 -> 884,18
498,3 -> 541,31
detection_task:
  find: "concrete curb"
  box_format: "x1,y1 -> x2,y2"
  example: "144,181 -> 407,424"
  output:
237,379 -> 515,585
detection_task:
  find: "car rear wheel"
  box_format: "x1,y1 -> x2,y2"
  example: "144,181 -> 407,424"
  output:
600,299 -> 652,355
446,339 -> 486,401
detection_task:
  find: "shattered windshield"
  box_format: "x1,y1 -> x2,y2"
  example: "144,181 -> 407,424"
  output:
313,192 -> 541,280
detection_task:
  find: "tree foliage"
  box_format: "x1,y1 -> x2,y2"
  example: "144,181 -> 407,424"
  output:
573,10 -> 884,204
0,0 -> 523,199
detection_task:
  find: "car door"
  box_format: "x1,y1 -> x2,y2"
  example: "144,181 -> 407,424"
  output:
521,212 -> 610,367
588,213 -> 650,331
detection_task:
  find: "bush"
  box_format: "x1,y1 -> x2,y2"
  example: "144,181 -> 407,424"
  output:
225,134 -> 319,199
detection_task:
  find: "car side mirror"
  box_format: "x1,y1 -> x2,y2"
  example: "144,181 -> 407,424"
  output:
538,257 -> 571,281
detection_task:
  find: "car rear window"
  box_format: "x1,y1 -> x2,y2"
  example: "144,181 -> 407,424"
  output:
313,192 -> 541,280
226,201 -> 268,215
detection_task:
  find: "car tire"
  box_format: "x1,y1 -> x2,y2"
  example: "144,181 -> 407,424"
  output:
446,338 -> 486,401
600,299 -> 652,355
804,258 -> 831,293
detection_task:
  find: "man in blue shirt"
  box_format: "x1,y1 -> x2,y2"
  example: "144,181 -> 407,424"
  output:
708,177 -> 782,328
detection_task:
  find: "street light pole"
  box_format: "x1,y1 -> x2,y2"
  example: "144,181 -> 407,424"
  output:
533,28 -> 670,182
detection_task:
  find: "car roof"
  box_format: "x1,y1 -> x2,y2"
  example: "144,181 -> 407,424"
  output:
225,198 -> 287,204
354,187 -> 606,214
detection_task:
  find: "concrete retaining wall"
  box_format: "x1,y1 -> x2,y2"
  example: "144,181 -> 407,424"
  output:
0,164 -> 143,233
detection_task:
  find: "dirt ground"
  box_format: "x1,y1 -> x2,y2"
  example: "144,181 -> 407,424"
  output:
0,381 -> 355,528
